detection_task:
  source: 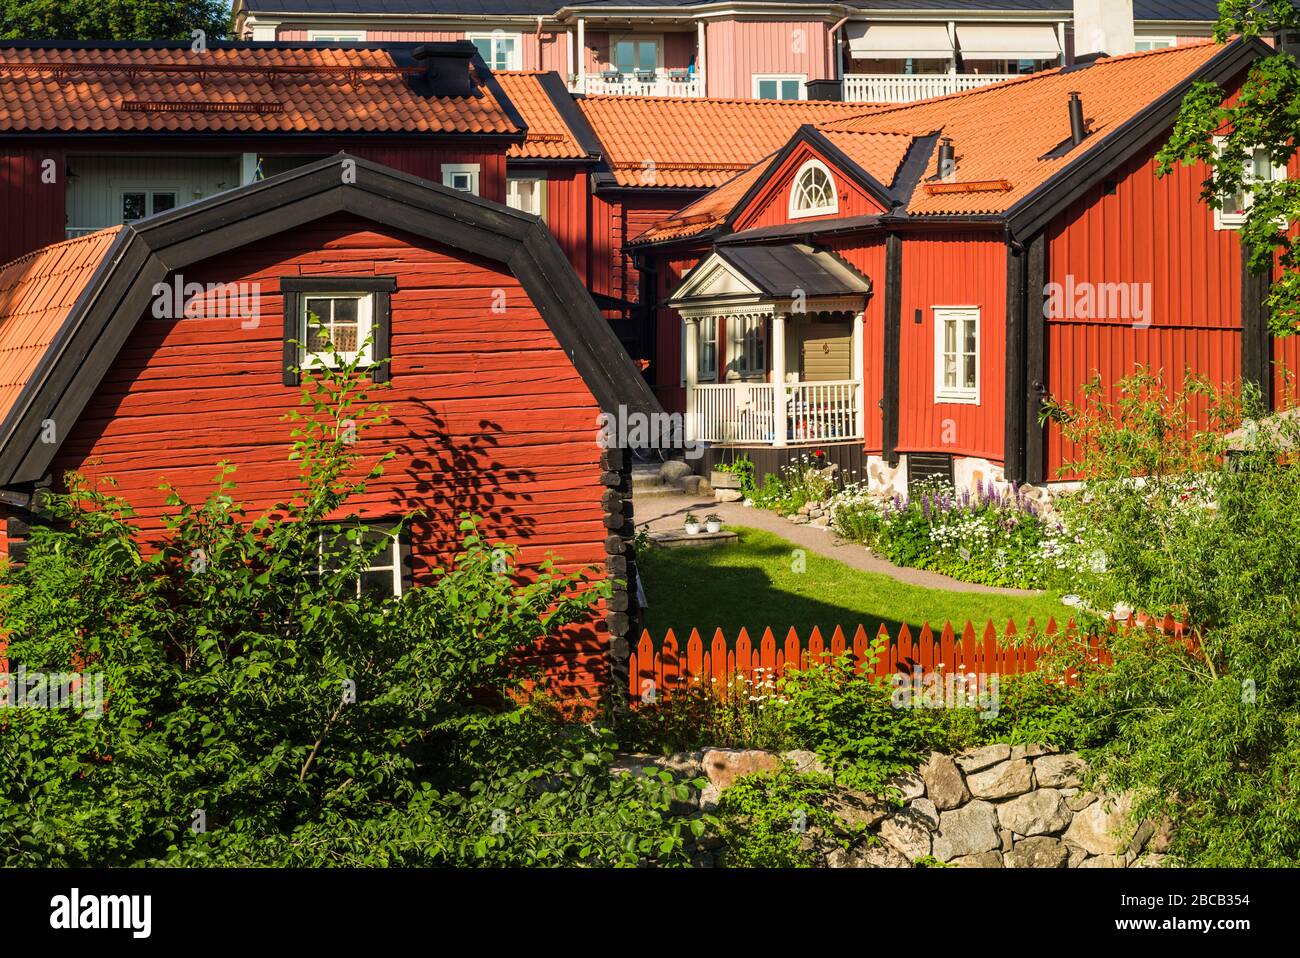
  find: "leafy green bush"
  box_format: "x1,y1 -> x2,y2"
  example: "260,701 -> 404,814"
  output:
749,453 -> 835,515
0,363 -> 696,867
715,766 -> 858,867
1042,369 -> 1300,866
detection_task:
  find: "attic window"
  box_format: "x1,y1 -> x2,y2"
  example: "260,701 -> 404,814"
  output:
789,160 -> 838,219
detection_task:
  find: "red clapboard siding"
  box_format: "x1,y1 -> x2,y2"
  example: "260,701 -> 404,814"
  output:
543,166 -> 590,283
733,142 -> 888,233
897,229 -> 1008,463
0,149 -> 66,264
49,213 -> 610,692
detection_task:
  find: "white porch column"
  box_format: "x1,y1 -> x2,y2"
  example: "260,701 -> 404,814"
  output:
568,27 -> 577,88
771,312 -> 787,448
684,316 -> 700,441
947,21 -> 957,74
576,18 -> 587,92
852,309 -> 866,440
696,20 -> 706,90
1057,21 -> 1067,66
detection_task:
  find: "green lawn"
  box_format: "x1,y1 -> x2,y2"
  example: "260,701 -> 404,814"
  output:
637,526 -> 1071,640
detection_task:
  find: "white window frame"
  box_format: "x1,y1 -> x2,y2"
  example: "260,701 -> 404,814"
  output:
933,306 -> 980,405
788,158 -> 838,219
610,34 -> 664,74
729,315 -> 767,380
1133,36 -> 1176,51
301,292 -> 375,370
315,524 -> 404,598
467,31 -> 521,71
507,176 -> 547,219
679,316 -> 720,385
115,183 -> 186,223
441,163 -> 481,196
752,74 -> 807,101
1213,136 -> 1289,230
307,30 -> 366,42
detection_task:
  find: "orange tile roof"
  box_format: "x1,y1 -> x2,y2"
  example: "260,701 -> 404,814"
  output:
821,40 -> 1229,216
0,46 -> 522,135
636,156 -> 778,244
496,72 -> 590,159
0,229 -> 121,425
577,95 -> 878,189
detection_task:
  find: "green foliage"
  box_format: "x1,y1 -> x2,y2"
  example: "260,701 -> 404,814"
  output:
0,361 -> 697,867
1043,369 -> 1300,866
713,455 -> 756,496
1,0 -> 231,40
1156,1 -> 1300,334
715,767 -> 857,868
749,453 -> 835,514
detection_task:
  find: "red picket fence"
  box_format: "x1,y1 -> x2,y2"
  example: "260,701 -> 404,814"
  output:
628,617 -> 1121,702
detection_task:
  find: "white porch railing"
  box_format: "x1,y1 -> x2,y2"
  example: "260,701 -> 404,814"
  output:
842,73 -> 1017,103
579,71 -> 704,97
691,380 -> 862,445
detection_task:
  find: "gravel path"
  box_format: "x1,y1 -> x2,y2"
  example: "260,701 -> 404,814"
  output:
634,490 -> 1046,597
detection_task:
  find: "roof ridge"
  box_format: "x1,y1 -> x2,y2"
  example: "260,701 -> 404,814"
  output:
581,93 -> 869,108
0,226 -> 122,276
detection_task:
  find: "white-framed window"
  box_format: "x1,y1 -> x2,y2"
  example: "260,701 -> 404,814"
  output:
507,176 -> 547,219
612,36 -> 662,75
307,31 -> 366,42
1133,36 -> 1176,51
729,315 -> 767,379
1213,137 -> 1289,230
753,74 -> 806,101
302,292 -> 374,369
118,188 -> 178,222
315,524 -> 404,598
680,317 -> 720,384
441,163 -> 481,196
788,159 -> 838,219
934,307 -> 980,404
468,31 -> 520,71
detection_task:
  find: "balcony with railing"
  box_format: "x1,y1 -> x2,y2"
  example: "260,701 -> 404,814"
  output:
841,72 -> 1018,104
691,380 -> 863,446
579,69 -> 704,97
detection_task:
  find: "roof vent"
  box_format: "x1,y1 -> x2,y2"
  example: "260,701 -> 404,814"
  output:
411,43 -> 475,98
937,137 -> 956,180
1068,92 -> 1087,146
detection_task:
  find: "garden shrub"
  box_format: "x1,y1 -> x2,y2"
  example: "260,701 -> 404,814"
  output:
714,766 -> 860,867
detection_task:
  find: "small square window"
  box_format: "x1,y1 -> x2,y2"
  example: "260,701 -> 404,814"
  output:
315,524 -> 404,598
442,164 -> 481,196
934,307 -> 979,404
1213,137 -> 1288,230
302,293 -> 374,368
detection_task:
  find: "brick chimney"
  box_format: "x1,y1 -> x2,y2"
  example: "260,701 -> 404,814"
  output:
1073,0 -> 1135,60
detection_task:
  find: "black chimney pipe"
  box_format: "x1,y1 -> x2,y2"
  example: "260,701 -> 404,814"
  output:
937,136 -> 955,179
412,43 -> 475,98
1068,91 -> 1086,146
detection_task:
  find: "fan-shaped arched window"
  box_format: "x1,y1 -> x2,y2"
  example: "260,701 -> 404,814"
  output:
788,160 -> 838,218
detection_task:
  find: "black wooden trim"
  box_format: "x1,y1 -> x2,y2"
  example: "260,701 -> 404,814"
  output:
372,290 -> 393,385
1003,237 -> 1028,484
1024,233 -> 1048,485
1242,242 -> 1273,411
281,277 -> 396,384
280,276 -> 397,293
282,288 -> 301,387
882,232 -> 903,466
0,153 -> 661,486
537,71 -> 606,160
1007,37 -> 1271,241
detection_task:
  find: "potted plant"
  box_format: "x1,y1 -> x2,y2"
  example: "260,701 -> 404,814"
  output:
683,512 -> 702,535
705,513 -> 723,533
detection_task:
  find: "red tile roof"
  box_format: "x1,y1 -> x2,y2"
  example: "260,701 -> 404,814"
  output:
577,95 -> 878,188
0,229 -> 121,425
636,156 -> 779,243
822,40 -> 1229,215
0,46 -> 522,135
496,72 -> 589,159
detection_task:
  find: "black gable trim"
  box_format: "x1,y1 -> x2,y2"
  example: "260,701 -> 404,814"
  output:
536,71 -> 606,160
0,153 -> 660,486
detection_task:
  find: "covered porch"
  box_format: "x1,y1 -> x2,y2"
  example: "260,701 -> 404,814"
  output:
668,244 -> 871,448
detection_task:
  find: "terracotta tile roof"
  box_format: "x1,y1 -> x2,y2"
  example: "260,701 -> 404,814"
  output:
0,228 -> 121,425
821,40 -> 1229,215
496,72 -> 590,159
635,156 -> 778,244
0,46 -> 522,135
818,129 -> 916,191
577,95 -> 879,188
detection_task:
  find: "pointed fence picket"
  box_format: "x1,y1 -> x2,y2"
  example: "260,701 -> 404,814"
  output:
627,616 -> 1135,703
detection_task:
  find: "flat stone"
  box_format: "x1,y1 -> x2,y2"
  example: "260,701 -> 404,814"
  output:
879,808 -> 933,861
1010,744 -> 1059,759
951,851 -> 1004,868
999,828 -> 1014,852
826,789 -> 890,831
885,771 -> 926,803
781,749 -> 829,775
1062,792 -> 1136,856
1126,819 -> 1156,860
921,753 -> 971,811
966,759 -> 1034,800
1005,836 -> 1069,868
714,488 -> 744,503
933,800 -> 1000,861
1078,854 -> 1126,868
789,514 -> 811,524
828,841 -> 912,868
1067,844 -> 1089,868
907,798 -> 940,830
997,788 -> 1072,836
1135,853 -> 1171,868
1033,753 -> 1086,789
648,529 -> 738,550
955,744 -> 1011,773
1067,791 -> 1099,813
701,749 -> 782,791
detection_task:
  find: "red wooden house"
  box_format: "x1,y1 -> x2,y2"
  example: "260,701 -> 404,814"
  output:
0,154 -> 657,698
631,37 -> 1293,491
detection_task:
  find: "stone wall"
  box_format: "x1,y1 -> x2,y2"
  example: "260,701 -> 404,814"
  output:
612,745 -> 1172,868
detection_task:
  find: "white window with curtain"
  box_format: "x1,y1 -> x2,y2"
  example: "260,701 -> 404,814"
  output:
1213,137 -> 1288,230
302,292 -> 375,369
934,306 -> 979,404
729,314 -> 767,379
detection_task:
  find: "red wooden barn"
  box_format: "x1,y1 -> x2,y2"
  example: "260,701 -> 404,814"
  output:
632,37 -> 1295,491
0,154 -> 657,698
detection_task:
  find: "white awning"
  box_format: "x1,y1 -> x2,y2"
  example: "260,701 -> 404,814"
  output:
955,24 -> 1062,61
846,23 -> 955,61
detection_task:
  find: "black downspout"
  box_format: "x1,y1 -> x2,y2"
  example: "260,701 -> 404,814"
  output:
1241,242 -> 1274,411
882,232 -> 903,466
1024,233 -> 1048,484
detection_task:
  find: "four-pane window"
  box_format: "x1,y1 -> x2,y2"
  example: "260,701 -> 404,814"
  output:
303,293 -> 374,368
316,525 -> 404,598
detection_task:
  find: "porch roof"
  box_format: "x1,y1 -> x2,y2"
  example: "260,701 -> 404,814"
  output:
667,242 -> 870,313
